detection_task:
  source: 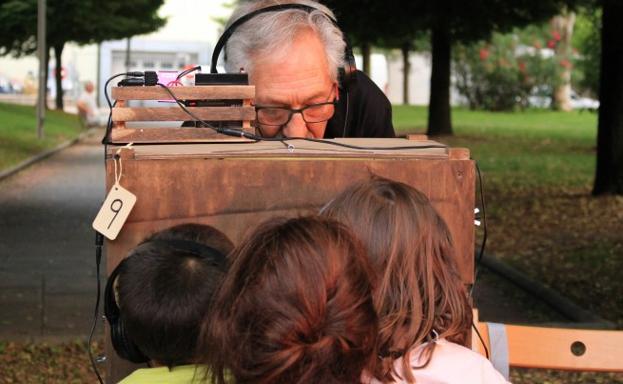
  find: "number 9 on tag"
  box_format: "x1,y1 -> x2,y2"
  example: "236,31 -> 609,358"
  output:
92,183 -> 137,240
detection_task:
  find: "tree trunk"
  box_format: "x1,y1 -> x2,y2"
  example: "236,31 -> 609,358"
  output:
593,0 -> 623,195
361,42 -> 371,76
53,43 -> 64,110
427,23 -> 453,136
44,47 -> 50,110
552,12 -> 576,111
401,43 -> 411,105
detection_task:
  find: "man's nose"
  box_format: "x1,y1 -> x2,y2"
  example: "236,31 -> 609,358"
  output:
282,113 -> 309,138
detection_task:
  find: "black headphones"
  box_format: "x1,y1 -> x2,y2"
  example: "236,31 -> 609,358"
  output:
210,3 -> 357,90
104,239 -> 227,364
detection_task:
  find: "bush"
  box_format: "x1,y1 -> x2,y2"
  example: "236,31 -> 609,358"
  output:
573,8 -> 601,98
454,27 -> 564,111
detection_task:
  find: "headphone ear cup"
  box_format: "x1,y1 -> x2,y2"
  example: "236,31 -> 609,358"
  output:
116,317 -> 150,364
339,46 -> 357,90
104,260 -> 149,364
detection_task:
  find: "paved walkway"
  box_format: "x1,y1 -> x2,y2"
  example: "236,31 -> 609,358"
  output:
0,131 -> 566,341
0,130 -> 105,341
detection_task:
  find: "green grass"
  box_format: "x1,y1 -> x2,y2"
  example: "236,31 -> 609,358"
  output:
392,106 -> 623,329
392,105 -> 598,190
0,102 -> 83,172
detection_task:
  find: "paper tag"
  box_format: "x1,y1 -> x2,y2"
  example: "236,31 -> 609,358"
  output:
92,183 -> 136,240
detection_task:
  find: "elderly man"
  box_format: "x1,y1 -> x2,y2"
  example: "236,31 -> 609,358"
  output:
220,0 -> 395,139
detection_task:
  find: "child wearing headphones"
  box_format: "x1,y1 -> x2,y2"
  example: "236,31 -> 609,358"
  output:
322,177 -> 510,384
200,216 -> 378,384
104,223 -> 233,383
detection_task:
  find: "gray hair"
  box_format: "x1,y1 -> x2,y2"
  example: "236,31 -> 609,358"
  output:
224,0 -> 346,82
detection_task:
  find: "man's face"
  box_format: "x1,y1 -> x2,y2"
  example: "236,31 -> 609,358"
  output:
250,29 -> 337,138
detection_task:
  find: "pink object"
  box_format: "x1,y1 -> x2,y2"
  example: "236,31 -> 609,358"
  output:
363,339 -> 511,384
157,70 -> 180,103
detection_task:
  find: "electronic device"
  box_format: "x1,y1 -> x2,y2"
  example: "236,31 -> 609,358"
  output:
180,73 -> 250,128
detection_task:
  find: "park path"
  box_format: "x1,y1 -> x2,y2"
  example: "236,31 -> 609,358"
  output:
0,130 -> 560,341
0,129 -> 105,340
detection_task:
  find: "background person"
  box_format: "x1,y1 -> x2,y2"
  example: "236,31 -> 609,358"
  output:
76,81 -> 108,127
104,223 -> 232,384
322,178 -> 510,384
201,216 -> 378,384
221,0 -> 395,139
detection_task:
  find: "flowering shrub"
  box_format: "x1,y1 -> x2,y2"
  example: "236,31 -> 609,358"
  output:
454,27 -> 569,111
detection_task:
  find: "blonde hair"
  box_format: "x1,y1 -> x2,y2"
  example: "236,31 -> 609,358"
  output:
322,177 -> 472,383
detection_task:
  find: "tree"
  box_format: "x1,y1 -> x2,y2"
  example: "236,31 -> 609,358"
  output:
321,0 -> 386,75
322,0 -> 424,103
593,0 -> 623,195
573,7 -> 601,97
0,0 -> 166,110
374,10 -> 429,105
413,0 -> 583,136
551,11 -> 576,111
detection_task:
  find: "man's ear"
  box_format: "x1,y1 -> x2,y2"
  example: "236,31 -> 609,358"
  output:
334,83 -> 340,100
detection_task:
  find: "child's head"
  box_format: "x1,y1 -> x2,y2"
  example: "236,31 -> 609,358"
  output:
105,223 -> 233,368
202,216 -> 378,384
322,177 -> 471,382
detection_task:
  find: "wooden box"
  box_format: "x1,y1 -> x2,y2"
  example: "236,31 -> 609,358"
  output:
109,85 -> 255,143
104,137 -> 475,382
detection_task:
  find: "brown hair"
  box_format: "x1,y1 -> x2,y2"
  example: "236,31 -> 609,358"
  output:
322,177 -> 471,383
200,216 -> 378,384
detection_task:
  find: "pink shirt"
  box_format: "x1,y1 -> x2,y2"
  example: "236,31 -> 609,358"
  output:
364,339 -> 510,384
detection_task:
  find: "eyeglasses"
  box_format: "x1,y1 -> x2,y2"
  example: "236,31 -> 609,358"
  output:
254,99 -> 338,126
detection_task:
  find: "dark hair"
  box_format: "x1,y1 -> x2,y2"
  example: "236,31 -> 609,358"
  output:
117,223 -> 233,368
201,216 -> 378,384
322,177 -> 471,383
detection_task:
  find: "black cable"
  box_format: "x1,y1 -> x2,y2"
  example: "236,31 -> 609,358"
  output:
297,137 -> 447,151
155,82 -> 449,150
468,161 -> 489,367
176,66 -> 201,80
88,231 -> 105,384
155,83 -> 223,133
472,322 -> 490,359
104,72 -> 144,109
104,74 -> 448,152
101,71 -> 145,145
101,100 -> 117,145
470,161 -> 488,298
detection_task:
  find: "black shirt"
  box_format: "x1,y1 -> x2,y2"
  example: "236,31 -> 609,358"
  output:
324,70 -> 396,138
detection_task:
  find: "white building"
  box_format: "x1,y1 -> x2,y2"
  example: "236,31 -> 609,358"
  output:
0,0 -> 231,105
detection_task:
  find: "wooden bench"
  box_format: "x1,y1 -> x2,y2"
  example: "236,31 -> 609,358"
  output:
472,310 -> 623,379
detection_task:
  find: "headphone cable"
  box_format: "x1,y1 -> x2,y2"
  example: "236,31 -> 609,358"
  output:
471,321 -> 490,359
470,161 -> 488,298
88,231 -> 105,384
101,74 -> 448,153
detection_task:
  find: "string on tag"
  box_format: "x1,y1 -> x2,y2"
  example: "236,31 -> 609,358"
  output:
113,143 -> 133,189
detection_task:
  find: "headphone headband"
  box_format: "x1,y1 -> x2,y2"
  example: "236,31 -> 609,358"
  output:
146,239 -> 227,268
210,3 -> 356,89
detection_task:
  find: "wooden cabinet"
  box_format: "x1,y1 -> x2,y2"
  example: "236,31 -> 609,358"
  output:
104,137 -> 475,382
